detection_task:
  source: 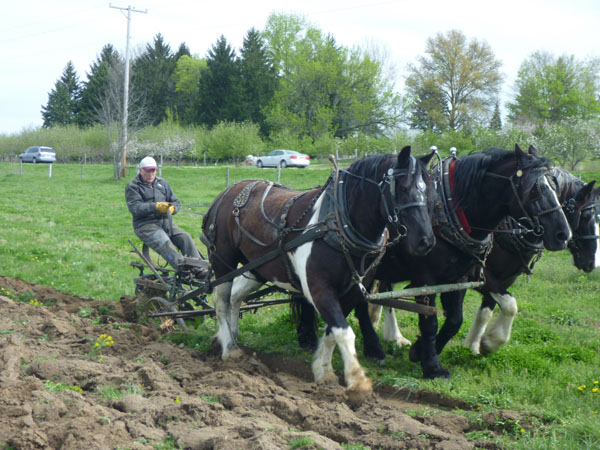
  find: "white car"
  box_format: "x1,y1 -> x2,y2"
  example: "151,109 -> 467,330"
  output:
19,146 -> 56,164
255,150 -> 310,169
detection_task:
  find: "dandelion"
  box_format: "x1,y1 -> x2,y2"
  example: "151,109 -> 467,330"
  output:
175,396 -> 181,404
594,380 -> 599,385
520,428 -> 525,434
29,298 -> 43,306
592,387 -> 599,393
87,334 -> 115,361
578,385 -> 587,391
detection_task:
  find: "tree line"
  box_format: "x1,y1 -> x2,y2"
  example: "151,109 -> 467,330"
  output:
25,13 -> 600,172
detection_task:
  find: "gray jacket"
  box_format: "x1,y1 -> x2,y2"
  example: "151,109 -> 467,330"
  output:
125,174 -> 182,229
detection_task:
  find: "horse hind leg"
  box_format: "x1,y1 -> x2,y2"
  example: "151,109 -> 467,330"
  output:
480,291 -> 517,354
383,307 -> 411,347
312,330 -> 338,385
213,281 -> 244,360
229,274 -> 263,340
463,293 -> 495,355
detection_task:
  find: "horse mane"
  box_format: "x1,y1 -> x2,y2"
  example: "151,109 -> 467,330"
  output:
453,147 -> 551,213
346,153 -> 393,179
343,153 -> 394,197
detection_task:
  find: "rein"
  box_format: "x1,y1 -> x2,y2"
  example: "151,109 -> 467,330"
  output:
484,168 -> 561,237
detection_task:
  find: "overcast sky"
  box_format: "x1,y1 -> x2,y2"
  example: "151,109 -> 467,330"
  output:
1,0 -> 599,135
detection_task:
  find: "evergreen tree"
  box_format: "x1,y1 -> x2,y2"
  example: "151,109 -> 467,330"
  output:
41,61 -> 81,127
239,28 -> 277,136
489,102 -> 502,130
78,45 -> 122,126
197,35 -> 243,126
131,33 -> 177,126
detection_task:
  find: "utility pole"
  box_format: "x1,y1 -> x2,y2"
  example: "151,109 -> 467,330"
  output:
110,4 -> 147,178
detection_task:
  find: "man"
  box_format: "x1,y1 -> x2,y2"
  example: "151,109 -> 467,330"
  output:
125,156 -> 202,272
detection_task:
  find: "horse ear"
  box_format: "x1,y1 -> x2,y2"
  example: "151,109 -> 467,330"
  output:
575,181 -> 595,204
528,145 -> 539,157
397,146 -> 411,167
419,149 -> 436,167
514,144 -> 528,163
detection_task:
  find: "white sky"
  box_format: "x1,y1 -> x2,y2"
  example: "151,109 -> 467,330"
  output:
1,0 -> 599,135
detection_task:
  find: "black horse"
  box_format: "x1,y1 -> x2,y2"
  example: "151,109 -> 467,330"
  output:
202,147 -> 435,396
461,168 -> 599,355
297,145 -> 572,379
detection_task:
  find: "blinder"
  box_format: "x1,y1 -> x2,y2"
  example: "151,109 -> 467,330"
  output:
380,155 -> 427,227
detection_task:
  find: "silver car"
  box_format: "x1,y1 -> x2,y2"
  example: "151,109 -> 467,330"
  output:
255,149 -> 310,168
19,146 -> 56,163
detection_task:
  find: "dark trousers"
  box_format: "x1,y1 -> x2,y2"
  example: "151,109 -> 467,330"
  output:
134,223 -> 200,269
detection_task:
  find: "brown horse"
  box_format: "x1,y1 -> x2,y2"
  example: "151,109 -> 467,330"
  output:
202,147 -> 435,396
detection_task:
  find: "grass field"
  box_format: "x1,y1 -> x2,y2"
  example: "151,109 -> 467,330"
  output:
1,160 -> 599,449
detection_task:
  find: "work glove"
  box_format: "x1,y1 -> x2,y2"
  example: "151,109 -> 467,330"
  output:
169,205 -> 175,215
156,202 -> 170,215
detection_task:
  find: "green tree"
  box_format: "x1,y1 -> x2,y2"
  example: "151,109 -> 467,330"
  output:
131,33 -> 178,126
172,55 -> 207,125
41,61 -> 81,127
78,45 -> 122,127
262,13 -> 402,141
239,28 -> 277,136
489,102 -> 502,130
507,52 -> 600,126
405,29 -> 503,132
197,35 -> 243,126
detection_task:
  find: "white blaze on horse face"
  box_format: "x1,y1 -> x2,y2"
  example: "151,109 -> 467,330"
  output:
541,177 -> 572,242
289,192 -> 325,308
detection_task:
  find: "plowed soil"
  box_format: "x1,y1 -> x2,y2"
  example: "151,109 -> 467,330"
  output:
0,275 -> 520,449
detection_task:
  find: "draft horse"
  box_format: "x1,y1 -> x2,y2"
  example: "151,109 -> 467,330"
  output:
202,147 -> 435,395
462,168 -> 600,355
360,145 -> 572,379
298,145 -> 572,379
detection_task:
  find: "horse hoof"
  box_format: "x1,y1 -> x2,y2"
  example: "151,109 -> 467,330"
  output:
299,335 -> 318,353
222,347 -> 244,361
364,346 -> 386,364
423,367 -> 450,380
346,384 -> 373,409
408,341 -> 421,362
365,355 -> 386,366
315,371 -> 339,385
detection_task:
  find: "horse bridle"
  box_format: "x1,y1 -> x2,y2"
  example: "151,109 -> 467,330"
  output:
566,200 -> 600,250
340,155 -> 428,237
485,168 -> 562,237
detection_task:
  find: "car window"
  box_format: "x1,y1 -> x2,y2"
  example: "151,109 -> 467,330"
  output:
28,148 -> 37,153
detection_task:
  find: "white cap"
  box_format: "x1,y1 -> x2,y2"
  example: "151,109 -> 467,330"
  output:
138,156 -> 157,171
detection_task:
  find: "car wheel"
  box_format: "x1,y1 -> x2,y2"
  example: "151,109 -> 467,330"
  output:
280,160 -> 287,168
256,160 -> 263,168
32,158 -> 36,164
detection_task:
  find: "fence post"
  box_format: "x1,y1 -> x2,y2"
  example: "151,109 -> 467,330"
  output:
354,148 -> 358,159
159,154 -> 163,177
19,160 -> 23,176
277,165 -> 281,184
48,164 -> 53,178
226,167 -> 229,186
204,152 -> 206,167
81,161 -> 84,179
